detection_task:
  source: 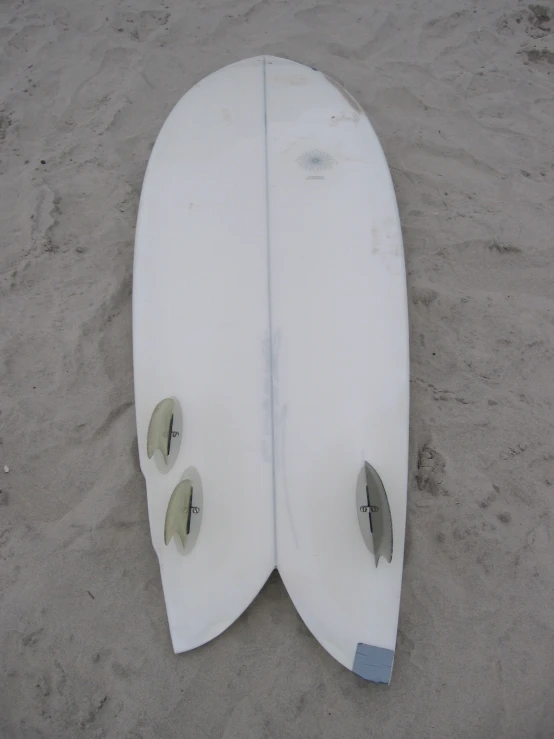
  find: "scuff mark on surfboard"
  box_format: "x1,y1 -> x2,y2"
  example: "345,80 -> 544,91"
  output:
273,74 -> 309,86
372,225 -> 380,254
330,111 -> 360,126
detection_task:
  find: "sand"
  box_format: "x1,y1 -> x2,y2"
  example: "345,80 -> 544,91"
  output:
1,0 -> 553,736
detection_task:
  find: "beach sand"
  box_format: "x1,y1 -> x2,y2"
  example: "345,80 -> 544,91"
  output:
1,0 -> 553,736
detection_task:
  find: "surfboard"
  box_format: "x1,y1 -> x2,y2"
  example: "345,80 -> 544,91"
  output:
133,56 -> 409,683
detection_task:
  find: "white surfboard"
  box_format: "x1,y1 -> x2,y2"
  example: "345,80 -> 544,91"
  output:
133,56 -> 409,683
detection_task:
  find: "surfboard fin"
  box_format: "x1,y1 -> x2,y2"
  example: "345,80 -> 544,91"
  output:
357,462 -> 393,566
147,398 -> 179,466
164,468 -> 203,553
164,480 -> 194,548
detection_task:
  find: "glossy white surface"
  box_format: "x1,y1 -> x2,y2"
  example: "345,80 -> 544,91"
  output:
133,58 -> 274,653
266,58 -> 409,677
133,56 -> 409,674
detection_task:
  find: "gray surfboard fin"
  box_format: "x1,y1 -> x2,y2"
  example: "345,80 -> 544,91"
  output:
164,479 -> 193,548
147,398 -> 175,464
357,461 -> 393,566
